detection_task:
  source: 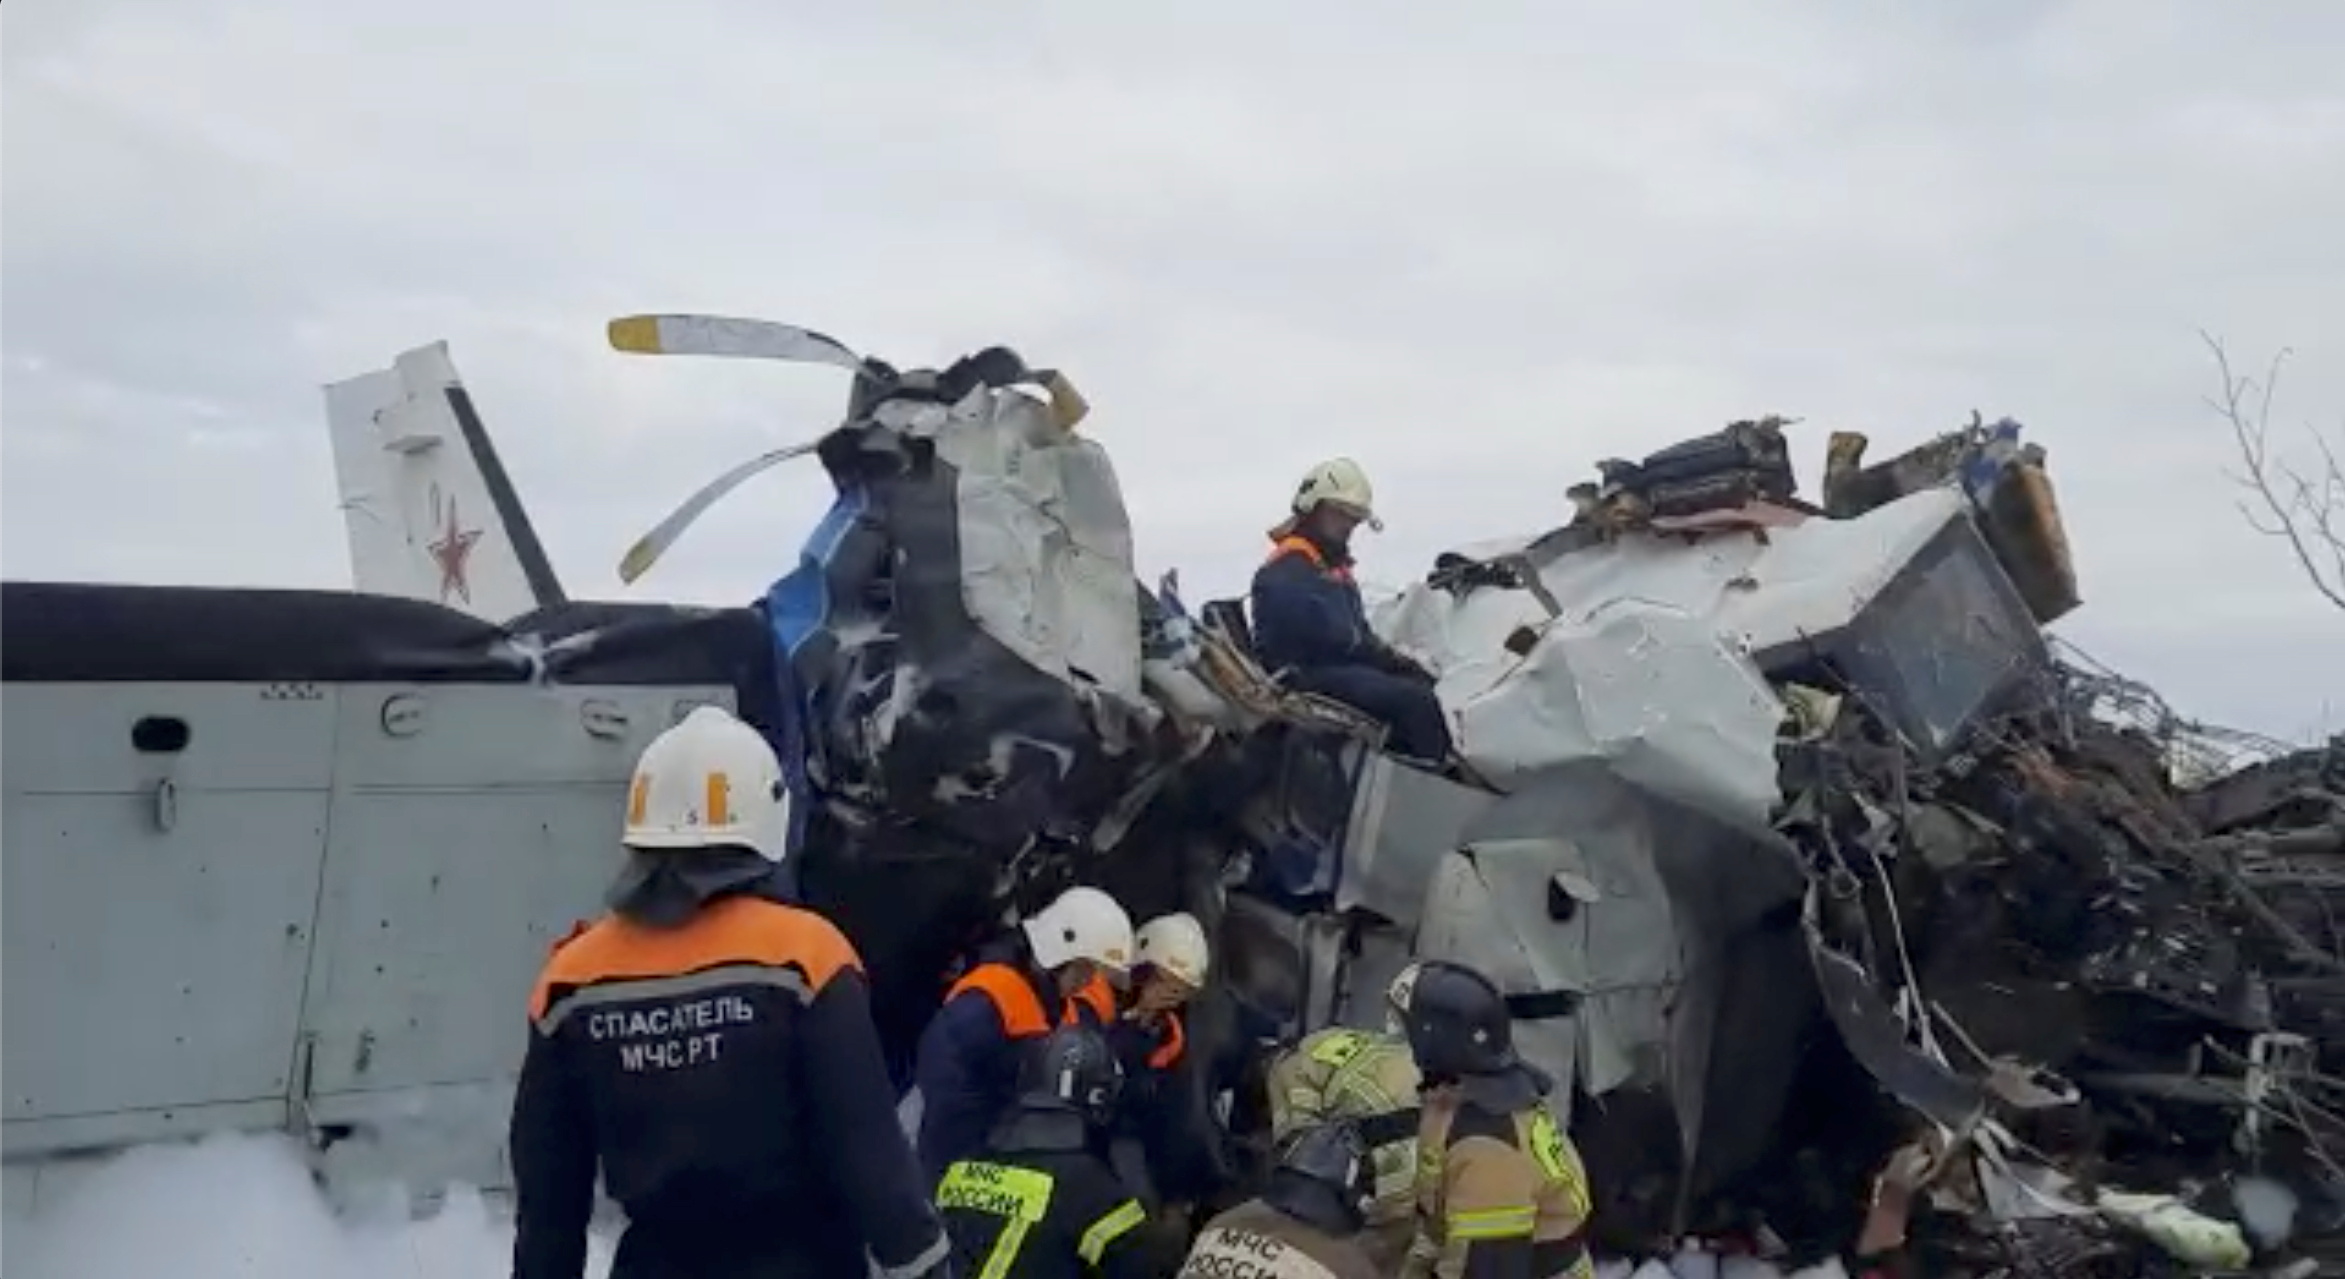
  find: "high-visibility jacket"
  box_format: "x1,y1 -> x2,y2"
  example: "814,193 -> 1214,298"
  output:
915,960 -> 1109,1185
1070,971 -> 1118,1028
937,1144 -> 1166,1279
512,894 -> 946,1279
1107,1006 -> 1186,1077
1250,535 -> 1376,673
1264,1027 -> 1422,1273
1250,537 -> 1455,762
1412,1091 -> 1594,1279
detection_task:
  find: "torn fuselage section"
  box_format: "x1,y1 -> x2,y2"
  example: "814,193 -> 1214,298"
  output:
1202,429 -> 2059,1252
1351,419 -> 2339,1270
750,349 -> 1395,1074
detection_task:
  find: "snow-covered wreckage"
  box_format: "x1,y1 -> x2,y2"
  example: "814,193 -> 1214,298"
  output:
5,330 -> 2337,1273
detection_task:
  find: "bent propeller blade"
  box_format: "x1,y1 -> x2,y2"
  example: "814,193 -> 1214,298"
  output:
606,314 -> 863,370
616,439 -> 823,585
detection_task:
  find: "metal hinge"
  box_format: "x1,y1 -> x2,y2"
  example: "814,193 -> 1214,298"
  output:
291,1033 -> 320,1141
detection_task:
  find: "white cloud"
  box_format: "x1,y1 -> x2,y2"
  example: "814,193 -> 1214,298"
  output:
5,0 -> 2340,736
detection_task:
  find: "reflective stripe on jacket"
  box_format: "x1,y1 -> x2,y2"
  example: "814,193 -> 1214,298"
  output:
938,1150 -> 1159,1279
1265,1027 -> 1422,1273
512,895 -> 946,1279
1414,1093 -> 1594,1279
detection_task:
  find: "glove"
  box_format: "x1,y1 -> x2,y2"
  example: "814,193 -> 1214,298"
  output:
1375,644 -> 1434,682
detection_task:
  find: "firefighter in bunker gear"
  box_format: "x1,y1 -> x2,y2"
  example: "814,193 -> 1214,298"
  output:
916,885 -> 1136,1184
936,1024 -> 1182,1279
1263,963 -> 1426,1273
508,704 -> 948,1279
1180,1120 -> 1385,1279
1107,912 -> 1214,1214
1401,961 -> 1594,1279
1248,458 -> 1454,765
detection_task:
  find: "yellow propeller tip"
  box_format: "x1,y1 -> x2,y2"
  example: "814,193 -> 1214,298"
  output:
607,316 -> 664,354
617,540 -> 658,583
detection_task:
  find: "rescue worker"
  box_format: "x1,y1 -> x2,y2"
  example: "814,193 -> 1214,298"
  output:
509,704 -> 948,1279
1179,1121 -> 1385,1279
1248,457 -> 1454,765
1108,912 -> 1214,1216
916,885 -> 1136,1184
1400,960 -> 1595,1279
1120,911 -> 1210,1077
1263,962 -> 1427,1273
936,1024 -> 1181,1279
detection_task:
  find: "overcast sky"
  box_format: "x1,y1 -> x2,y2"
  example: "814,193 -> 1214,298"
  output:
5,1 -> 2341,740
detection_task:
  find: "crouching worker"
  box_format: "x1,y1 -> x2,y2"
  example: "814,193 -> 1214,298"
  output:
937,1025 -> 1181,1279
1264,963 -> 1427,1274
1402,961 -> 1595,1279
1120,912 -> 1211,1080
1180,1121 -> 1385,1279
1249,457 -> 1454,766
508,705 -> 948,1279
917,886 -> 1136,1184
1108,912 -> 1216,1219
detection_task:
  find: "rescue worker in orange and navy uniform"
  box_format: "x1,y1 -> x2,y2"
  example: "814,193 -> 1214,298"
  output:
1105,912 -> 1215,1217
508,704 -> 950,1279
915,886 -> 1136,1186
1249,457 -> 1454,765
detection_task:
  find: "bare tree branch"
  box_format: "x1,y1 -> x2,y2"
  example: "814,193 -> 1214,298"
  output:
2200,330 -> 2345,611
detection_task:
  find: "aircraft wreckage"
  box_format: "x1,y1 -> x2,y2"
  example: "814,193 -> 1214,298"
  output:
3,318 -> 2339,1274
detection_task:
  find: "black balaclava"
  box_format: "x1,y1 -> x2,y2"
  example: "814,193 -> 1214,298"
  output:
606,845 -> 787,929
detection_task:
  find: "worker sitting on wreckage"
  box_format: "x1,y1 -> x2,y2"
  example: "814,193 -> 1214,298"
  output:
1250,457 -> 1455,766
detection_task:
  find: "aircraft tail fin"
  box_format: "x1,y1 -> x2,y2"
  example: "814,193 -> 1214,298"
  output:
322,342 -> 564,621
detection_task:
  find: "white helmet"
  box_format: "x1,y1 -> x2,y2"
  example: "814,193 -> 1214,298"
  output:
1384,961 -> 1424,1036
1022,886 -> 1136,975
622,704 -> 789,861
1134,912 -> 1211,989
1288,457 -> 1383,532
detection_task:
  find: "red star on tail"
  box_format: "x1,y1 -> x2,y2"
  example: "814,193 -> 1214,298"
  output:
428,496 -> 485,605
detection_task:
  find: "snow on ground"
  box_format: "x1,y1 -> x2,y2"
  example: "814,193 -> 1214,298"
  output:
0,1126 -> 1855,1279
2,1132 -> 616,1279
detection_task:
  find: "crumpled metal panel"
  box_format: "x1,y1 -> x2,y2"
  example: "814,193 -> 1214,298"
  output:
928,391 -> 1147,713
763,386 -> 1164,855
1405,768 -> 1810,1202
1380,490 -> 1973,831
1445,609 -> 1784,831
